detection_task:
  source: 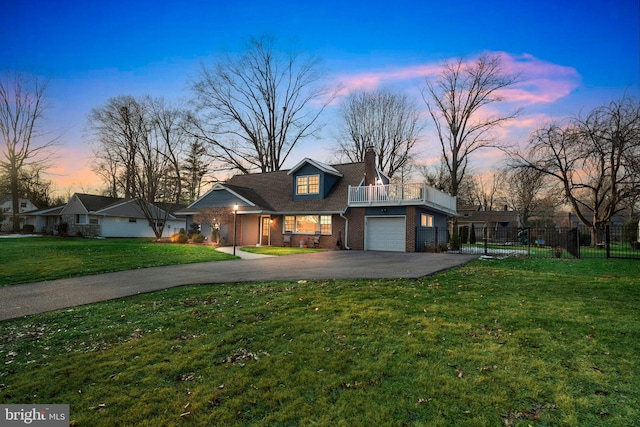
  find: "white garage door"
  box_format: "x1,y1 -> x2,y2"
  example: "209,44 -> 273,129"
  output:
365,216 -> 406,252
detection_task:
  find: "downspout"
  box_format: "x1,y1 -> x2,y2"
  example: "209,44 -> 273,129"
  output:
340,209 -> 351,250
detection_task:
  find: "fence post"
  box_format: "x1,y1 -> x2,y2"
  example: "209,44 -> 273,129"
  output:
483,226 -> 488,255
606,225 -> 611,259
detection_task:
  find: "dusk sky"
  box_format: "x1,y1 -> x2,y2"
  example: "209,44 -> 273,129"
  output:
2,0 -> 639,195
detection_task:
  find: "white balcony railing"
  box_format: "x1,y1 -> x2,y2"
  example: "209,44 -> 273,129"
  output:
348,183 -> 457,214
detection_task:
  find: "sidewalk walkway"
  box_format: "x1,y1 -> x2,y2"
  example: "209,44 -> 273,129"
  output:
215,246 -> 275,259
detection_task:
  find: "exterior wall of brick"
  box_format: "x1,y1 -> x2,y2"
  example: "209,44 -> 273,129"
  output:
405,206 -> 416,252
345,208 -> 365,250
268,214 -> 348,250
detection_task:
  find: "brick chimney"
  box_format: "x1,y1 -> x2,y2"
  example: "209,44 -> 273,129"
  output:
364,144 -> 376,186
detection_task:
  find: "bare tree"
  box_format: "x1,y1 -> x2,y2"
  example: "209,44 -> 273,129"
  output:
0,72 -> 58,231
88,96 -> 147,198
513,97 -> 640,244
87,95 -> 189,239
422,54 -> 520,198
146,96 -> 188,204
190,35 -> 335,174
503,166 -> 557,226
471,169 -> 507,211
336,88 -> 422,179
418,160 -> 477,206
194,207 -> 234,243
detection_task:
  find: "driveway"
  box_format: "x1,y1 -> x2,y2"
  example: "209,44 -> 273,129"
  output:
0,251 -> 477,321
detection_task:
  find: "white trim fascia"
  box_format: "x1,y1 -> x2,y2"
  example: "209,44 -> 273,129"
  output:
287,158 -> 343,177
223,187 -> 257,207
188,183 -> 256,208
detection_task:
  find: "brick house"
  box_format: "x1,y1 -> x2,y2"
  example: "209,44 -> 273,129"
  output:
180,147 -> 457,252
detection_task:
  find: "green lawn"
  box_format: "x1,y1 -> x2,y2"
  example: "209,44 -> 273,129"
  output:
0,237 -> 234,286
1,255 -> 638,426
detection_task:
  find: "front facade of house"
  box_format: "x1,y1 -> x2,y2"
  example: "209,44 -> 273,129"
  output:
26,193 -> 184,238
0,195 -> 38,232
180,149 -> 457,252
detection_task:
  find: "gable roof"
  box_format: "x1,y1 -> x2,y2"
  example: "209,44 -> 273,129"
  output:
287,158 -> 343,177
95,198 -> 178,220
186,162 -> 366,215
230,162 -> 364,214
24,205 -> 65,216
75,193 -> 123,212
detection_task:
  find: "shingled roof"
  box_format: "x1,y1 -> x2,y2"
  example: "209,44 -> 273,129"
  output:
212,161 -> 366,214
74,193 -> 122,212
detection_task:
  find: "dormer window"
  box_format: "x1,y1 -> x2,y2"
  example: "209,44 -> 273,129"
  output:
296,175 -> 319,195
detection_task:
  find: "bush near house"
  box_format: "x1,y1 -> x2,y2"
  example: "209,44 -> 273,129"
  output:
191,233 -> 206,243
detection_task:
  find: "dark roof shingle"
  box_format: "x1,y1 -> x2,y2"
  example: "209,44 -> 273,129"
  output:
226,162 -> 365,213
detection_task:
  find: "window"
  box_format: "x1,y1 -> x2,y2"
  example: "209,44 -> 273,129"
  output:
20,202 -> 27,208
296,175 -> 319,195
320,215 -> 331,234
129,218 -> 137,223
75,214 -> 87,224
284,215 -> 295,232
283,214 -> 331,234
421,213 -> 434,227
296,215 -> 318,233
89,217 -> 99,225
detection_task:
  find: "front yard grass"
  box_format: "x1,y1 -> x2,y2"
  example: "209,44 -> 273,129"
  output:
1,257 -> 638,426
0,237 -> 234,286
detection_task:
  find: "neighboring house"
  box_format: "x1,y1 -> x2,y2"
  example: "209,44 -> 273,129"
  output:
0,195 -> 38,232
178,147 -> 457,252
23,205 -> 65,234
26,193 -> 185,238
457,206 -> 523,243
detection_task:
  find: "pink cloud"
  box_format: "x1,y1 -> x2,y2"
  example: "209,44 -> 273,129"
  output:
335,52 -> 581,107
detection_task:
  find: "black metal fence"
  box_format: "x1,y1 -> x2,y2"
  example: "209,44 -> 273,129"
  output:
416,225 -> 640,259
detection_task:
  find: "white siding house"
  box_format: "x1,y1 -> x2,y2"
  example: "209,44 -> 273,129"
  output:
0,195 -> 38,232
58,193 -> 184,238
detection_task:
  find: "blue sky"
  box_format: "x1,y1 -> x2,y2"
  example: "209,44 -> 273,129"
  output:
2,0 -> 638,192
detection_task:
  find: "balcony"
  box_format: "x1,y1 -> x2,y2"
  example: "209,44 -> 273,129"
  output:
348,183 -> 457,215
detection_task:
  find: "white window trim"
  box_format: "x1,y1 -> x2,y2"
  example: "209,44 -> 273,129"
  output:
296,174 -> 320,195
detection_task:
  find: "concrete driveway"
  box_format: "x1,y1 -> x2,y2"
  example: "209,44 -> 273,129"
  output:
0,251 -> 477,321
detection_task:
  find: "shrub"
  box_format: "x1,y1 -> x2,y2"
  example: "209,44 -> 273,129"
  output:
171,232 -> 189,244
579,231 -> 592,247
57,222 -> 68,236
448,229 -> 460,251
188,222 -> 200,238
460,226 -> 469,244
623,219 -> 639,244
192,233 -> 206,243
22,224 -> 35,234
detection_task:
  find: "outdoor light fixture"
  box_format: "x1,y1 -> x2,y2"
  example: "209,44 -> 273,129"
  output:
233,204 -> 238,256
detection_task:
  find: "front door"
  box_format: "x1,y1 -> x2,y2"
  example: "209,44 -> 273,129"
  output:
261,216 -> 270,246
